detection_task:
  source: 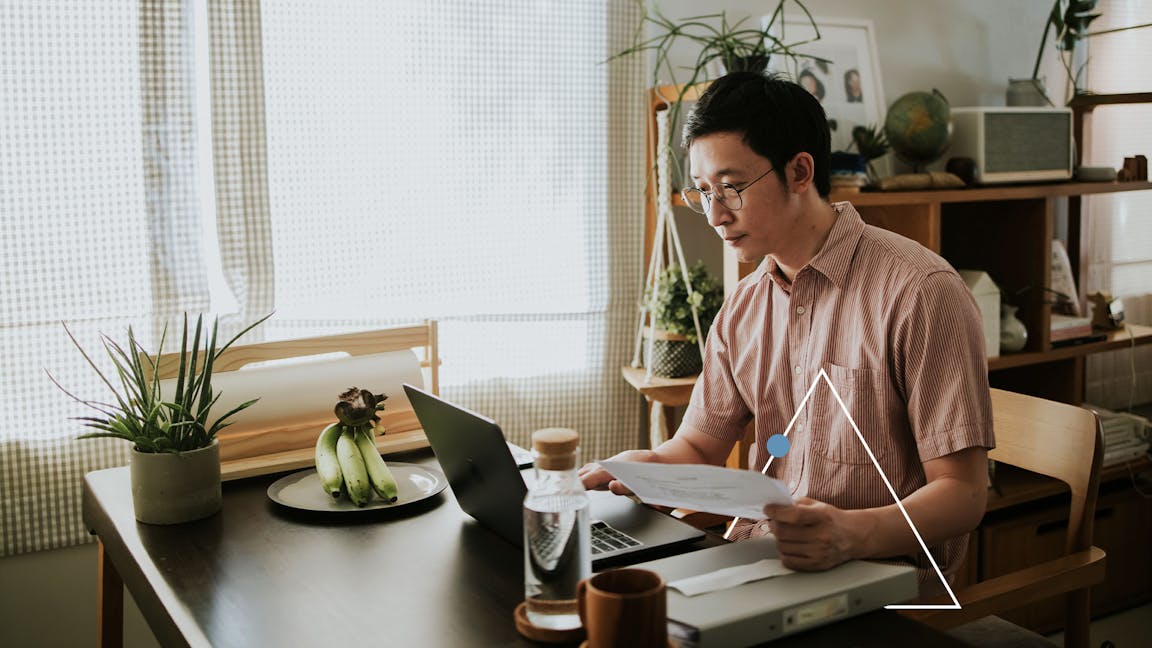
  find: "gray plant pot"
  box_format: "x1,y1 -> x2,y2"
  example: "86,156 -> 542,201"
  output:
130,440 -> 222,525
643,330 -> 702,378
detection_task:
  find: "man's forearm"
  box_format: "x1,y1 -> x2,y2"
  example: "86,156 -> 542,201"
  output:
849,475 -> 987,560
653,423 -> 736,466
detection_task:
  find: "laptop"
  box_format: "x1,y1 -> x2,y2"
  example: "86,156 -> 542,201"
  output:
632,538 -> 919,646
403,384 -> 705,567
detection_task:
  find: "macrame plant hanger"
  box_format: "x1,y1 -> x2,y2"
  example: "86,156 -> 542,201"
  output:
631,102 -> 706,382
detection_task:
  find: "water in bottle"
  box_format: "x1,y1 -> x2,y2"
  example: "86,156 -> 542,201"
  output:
524,428 -> 591,630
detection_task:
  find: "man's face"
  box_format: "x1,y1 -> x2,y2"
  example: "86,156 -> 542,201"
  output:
848,73 -> 861,96
688,132 -> 800,264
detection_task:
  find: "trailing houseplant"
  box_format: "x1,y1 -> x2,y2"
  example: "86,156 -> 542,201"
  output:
643,261 -> 724,378
50,311 -> 272,523
608,1 -> 828,173
1029,0 -> 1152,101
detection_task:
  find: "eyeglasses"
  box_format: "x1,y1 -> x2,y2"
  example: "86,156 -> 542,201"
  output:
680,167 -> 775,215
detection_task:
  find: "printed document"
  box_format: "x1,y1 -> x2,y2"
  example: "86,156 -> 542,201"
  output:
598,461 -> 794,519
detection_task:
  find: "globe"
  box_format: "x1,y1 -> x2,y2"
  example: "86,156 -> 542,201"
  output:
883,90 -> 953,171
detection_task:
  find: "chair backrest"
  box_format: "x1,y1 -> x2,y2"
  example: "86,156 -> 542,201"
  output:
147,320 -> 439,479
988,388 -> 1103,554
903,389 -> 1106,648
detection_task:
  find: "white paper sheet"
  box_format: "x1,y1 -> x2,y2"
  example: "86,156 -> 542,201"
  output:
668,559 -> 795,596
598,461 -> 794,519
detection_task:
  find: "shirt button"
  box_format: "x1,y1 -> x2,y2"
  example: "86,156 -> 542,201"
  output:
796,306 -> 805,315
759,523 -> 770,533
794,365 -> 802,374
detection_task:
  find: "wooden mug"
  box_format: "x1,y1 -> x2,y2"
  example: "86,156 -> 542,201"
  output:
577,568 -> 668,648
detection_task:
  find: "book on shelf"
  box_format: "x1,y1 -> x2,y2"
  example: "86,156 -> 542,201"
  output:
1050,313 -> 1093,342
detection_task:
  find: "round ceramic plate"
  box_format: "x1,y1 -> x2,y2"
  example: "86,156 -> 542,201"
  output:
267,462 -> 446,512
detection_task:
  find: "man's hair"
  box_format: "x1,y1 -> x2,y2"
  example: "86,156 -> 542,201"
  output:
682,71 -> 831,198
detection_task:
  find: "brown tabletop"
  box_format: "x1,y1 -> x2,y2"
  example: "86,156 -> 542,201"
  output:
83,448 -> 970,648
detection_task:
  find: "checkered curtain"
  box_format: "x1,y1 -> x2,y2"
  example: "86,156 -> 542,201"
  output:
0,0 -> 210,556
207,0 -> 276,329
1,0 -> 645,556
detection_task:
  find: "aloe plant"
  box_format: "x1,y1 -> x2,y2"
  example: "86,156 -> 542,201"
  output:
49,312 -> 272,453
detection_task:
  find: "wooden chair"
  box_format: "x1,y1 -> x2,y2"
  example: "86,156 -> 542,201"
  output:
900,388 -> 1106,648
147,319 -> 440,480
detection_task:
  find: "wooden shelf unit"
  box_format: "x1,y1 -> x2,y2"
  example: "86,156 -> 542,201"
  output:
642,81 -> 1152,403
821,181 -> 1152,405
656,178 -> 1152,404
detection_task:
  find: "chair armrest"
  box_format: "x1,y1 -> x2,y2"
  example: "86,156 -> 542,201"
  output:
900,546 -> 1106,629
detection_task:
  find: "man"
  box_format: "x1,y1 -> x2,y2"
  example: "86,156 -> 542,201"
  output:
581,72 -> 994,594
844,68 -> 863,102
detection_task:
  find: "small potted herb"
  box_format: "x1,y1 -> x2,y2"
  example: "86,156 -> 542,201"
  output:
643,261 -> 724,377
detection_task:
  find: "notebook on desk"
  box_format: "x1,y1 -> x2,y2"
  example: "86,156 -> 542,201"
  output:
403,384 -> 705,567
632,538 -> 919,647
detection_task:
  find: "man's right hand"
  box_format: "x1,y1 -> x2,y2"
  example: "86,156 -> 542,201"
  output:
578,449 -> 655,494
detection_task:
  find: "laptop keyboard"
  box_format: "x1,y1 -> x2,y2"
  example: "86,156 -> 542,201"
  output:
590,520 -> 642,555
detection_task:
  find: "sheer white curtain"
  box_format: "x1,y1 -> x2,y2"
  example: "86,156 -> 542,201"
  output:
253,1 -> 645,460
1081,0 -> 1152,409
0,0 -> 644,556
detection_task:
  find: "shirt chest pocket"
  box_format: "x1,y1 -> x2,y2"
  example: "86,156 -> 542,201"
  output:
811,363 -> 891,464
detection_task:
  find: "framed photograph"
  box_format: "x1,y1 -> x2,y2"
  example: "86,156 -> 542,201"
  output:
763,16 -> 889,176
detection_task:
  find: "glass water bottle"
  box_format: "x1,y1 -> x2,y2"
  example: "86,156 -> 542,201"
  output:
523,428 -> 591,630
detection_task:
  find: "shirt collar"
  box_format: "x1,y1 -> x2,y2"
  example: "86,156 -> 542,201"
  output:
807,201 -> 865,290
755,201 -> 864,292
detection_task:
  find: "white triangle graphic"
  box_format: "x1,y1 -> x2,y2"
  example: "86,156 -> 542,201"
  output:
724,368 -> 960,610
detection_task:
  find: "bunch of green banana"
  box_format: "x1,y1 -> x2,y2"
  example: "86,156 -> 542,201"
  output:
314,387 -> 398,506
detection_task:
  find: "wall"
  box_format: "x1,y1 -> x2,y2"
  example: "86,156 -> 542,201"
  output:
0,543 -> 160,648
651,0 -> 1054,110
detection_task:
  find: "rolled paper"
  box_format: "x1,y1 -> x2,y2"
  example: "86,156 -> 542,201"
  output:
160,349 -> 424,435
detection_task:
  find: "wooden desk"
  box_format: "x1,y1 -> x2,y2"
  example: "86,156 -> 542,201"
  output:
84,449 -> 970,647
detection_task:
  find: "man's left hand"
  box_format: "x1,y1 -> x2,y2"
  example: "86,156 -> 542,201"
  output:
762,497 -> 865,571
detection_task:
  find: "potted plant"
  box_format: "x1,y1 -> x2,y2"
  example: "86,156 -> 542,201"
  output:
608,1 -> 828,165
1026,0 -> 1152,101
50,312 -> 271,524
643,261 -> 724,378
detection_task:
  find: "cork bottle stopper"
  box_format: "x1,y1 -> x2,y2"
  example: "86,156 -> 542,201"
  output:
531,428 -> 579,470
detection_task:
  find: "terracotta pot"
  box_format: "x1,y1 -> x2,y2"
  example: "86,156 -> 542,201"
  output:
130,440 -> 222,525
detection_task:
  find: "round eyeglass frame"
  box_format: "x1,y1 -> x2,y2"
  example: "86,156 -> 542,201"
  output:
680,167 -> 775,214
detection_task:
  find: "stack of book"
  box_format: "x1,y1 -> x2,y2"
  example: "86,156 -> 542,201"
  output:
1051,313 -> 1093,343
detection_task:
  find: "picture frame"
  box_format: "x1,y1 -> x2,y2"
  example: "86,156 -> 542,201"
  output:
764,16 -> 890,177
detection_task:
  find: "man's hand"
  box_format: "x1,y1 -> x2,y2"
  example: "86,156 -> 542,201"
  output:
762,497 -> 866,571
578,449 -> 654,494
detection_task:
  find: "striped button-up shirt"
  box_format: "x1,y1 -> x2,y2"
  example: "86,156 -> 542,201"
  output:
682,202 -> 995,586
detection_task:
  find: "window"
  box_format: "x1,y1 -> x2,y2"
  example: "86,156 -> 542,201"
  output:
1081,0 -> 1152,409
1,0 -> 643,556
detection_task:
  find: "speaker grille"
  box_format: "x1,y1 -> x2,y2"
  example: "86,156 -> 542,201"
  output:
984,112 -> 1071,173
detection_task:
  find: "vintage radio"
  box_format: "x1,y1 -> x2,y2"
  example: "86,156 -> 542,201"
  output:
948,107 -> 1074,184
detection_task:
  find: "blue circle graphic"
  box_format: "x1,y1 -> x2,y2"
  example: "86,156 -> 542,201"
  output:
766,434 -> 791,458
